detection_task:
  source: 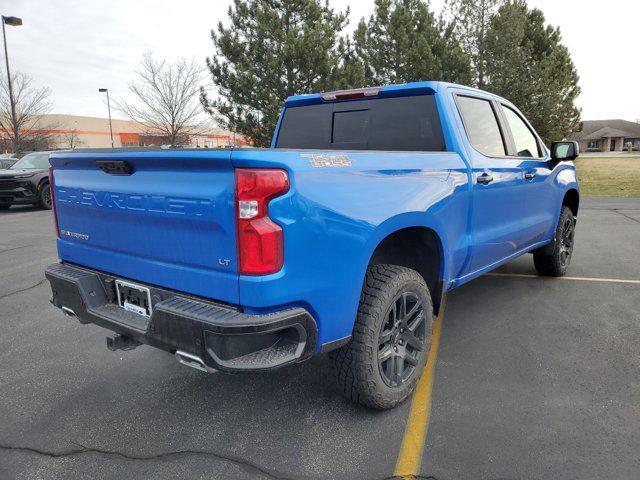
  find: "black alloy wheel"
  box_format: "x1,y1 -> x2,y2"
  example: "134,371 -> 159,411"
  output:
331,264 -> 433,409
378,291 -> 427,388
40,184 -> 52,210
559,215 -> 575,268
533,206 -> 576,277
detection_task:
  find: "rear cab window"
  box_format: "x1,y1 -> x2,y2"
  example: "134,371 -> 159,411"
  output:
275,94 -> 445,152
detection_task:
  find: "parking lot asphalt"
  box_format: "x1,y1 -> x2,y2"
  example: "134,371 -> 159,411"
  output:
1,197 -> 639,480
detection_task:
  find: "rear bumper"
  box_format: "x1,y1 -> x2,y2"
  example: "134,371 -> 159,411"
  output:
45,262 -> 318,372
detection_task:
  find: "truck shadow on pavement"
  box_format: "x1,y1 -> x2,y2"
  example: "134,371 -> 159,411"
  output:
5,296 -> 410,479
4,260 -> 639,480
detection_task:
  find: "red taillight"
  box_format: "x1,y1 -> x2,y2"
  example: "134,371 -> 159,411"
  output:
49,167 -> 60,238
235,168 -> 289,275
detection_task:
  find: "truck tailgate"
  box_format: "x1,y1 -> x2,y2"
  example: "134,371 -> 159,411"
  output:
49,150 -> 239,304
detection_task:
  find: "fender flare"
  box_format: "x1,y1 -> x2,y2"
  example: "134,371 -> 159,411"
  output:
358,212 -> 449,287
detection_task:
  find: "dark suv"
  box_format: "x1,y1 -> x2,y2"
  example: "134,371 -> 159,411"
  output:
0,152 -> 52,210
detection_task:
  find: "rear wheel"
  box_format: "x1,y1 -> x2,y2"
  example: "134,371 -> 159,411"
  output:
533,206 -> 575,276
0,205 -> 10,210
39,183 -> 52,210
331,264 -> 433,409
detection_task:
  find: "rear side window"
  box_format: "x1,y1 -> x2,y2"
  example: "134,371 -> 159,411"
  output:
501,105 -> 541,158
275,95 -> 445,151
456,96 -> 506,157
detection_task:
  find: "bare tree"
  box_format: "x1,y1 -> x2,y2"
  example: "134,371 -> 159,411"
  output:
0,71 -> 55,155
116,53 -> 206,147
62,128 -> 83,149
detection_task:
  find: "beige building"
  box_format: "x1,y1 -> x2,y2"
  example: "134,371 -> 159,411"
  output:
569,119 -> 640,153
1,114 -> 249,152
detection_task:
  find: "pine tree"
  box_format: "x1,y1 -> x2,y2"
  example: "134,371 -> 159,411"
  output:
444,0 -> 505,89
484,0 -> 581,144
353,0 -> 471,86
202,0 -> 350,147
328,37 -> 367,91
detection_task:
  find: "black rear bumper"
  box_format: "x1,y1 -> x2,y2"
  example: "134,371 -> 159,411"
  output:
45,263 -> 317,372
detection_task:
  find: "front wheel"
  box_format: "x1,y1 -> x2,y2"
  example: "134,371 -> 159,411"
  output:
39,183 -> 52,210
533,206 -> 576,276
331,264 -> 433,409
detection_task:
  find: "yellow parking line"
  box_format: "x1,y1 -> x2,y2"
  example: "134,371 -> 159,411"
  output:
394,296 -> 446,479
486,272 -> 640,284
392,269 -> 639,477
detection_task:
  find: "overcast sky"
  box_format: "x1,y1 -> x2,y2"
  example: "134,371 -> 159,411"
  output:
2,0 -> 638,123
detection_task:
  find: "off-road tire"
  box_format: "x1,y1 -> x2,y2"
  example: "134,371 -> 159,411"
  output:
331,264 -> 433,409
39,183 -> 52,210
533,206 -> 575,277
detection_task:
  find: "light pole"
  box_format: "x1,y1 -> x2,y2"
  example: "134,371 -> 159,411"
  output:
98,88 -> 114,148
2,15 -> 23,155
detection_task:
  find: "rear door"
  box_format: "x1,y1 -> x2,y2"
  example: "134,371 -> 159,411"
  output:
50,149 -> 239,304
454,93 -> 526,273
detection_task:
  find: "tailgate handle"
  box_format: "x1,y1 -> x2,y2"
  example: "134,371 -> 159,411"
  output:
96,160 -> 133,175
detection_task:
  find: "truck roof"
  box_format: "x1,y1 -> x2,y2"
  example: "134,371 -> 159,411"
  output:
284,81 -> 504,108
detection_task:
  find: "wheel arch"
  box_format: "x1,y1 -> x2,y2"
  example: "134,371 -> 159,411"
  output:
35,174 -> 52,208
36,174 -> 50,192
367,226 -> 445,316
563,188 -> 580,218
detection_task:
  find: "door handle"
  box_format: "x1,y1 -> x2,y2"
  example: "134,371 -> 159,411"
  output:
477,173 -> 494,184
524,171 -> 536,180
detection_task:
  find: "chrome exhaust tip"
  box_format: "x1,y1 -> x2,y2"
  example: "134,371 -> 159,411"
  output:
175,350 -> 217,374
61,306 -> 76,317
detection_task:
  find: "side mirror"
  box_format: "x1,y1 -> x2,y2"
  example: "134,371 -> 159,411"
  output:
551,141 -> 579,161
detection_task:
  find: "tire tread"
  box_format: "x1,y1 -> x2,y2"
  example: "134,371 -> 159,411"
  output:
533,206 -> 575,277
331,264 -> 433,409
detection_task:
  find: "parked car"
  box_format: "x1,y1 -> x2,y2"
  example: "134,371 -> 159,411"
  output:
0,153 -> 17,169
0,151 -> 53,210
45,82 -> 579,409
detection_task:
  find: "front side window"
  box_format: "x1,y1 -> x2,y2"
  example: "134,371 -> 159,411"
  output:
501,106 -> 541,158
456,96 -> 506,157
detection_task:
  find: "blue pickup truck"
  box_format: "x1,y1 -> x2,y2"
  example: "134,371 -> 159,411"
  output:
45,82 -> 579,409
